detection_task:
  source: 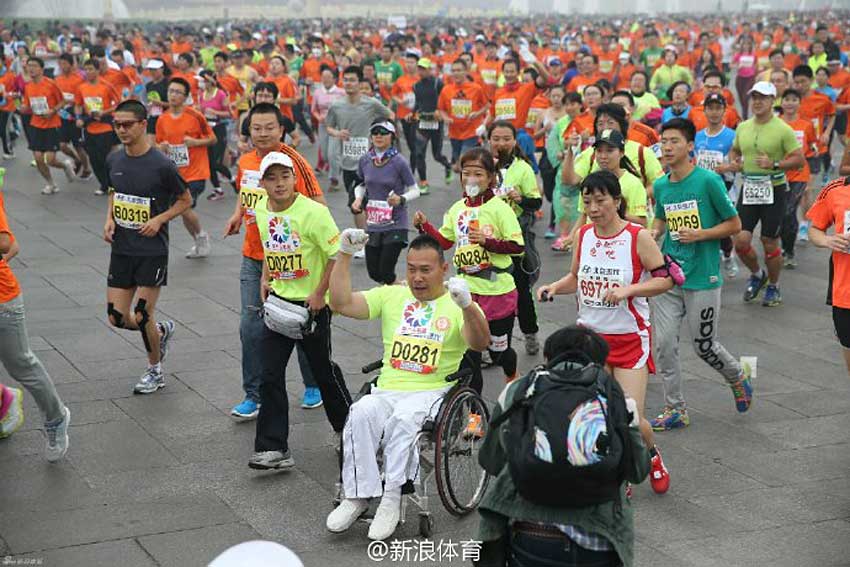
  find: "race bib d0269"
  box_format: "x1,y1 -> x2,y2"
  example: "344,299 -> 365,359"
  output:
113,192 -> 151,230
742,176 -> 774,205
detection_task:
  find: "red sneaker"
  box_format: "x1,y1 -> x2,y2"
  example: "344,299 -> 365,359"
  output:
649,449 -> 670,494
625,482 -> 633,500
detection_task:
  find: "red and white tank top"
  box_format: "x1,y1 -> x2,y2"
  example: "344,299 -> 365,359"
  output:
575,222 -> 650,335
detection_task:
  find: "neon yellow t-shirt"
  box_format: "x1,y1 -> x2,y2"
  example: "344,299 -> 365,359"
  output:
578,170 -> 648,220
363,285 -> 473,391
573,140 -> 664,187
438,197 -> 523,296
256,195 -> 340,301
494,157 -> 541,217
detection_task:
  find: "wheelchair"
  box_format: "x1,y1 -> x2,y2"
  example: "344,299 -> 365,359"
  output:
334,359 -> 491,537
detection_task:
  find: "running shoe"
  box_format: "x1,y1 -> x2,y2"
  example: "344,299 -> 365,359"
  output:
207,187 -> 225,201
481,350 -> 494,368
783,253 -> 797,269
444,169 -> 453,184
723,254 -> 739,279
649,449 -> 670,494
762,284 -> 782,307
419,181 -> 430,195
524,333 -> 540,356
2,152 -> 14,160
730,368 -> 753,413
0,387 -> 24,439
301,387 -> 323,409
329,177 -> 340,192
62,159 -> 76,183
650,406 -> 690,431
551,235 -> 571,252
158,320 -> 175,361
94,188 -> 105,196
133,369 -> 165,394
743,270 -> 768,303
45,406 -> 71,462
544,227 -> 557,239
249,450 -> 294,470
79,170 -> 93,181
625,482 -> 633,500
41,184 -> 58,195
326,498 -> 369,533
798,221 -> 810,242
231,399 -> 260,422
195,232 -> 211,257
822,172 -> 830,184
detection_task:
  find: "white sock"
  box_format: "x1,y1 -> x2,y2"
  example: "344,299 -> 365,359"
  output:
149,362 -> 162,374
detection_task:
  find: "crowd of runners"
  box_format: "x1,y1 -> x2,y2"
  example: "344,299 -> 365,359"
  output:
1,11 -> 850,564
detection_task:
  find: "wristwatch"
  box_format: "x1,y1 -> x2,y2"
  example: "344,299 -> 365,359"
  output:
773,160 -> 780,170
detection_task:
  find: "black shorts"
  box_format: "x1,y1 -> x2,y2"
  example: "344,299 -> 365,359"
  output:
60,119 -> 84,146
807,157 -> 822,175
146,116 -> 159,135
833,306 -> 850,348
108,253 -> 168,288
736,182 -> 788,239
187,180 -> 206,208
28,125 -> 60,152
343,169 -> 363,209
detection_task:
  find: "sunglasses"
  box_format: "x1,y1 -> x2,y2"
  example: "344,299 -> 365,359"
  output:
371,129 -> 392,136
113,119 -> 143,130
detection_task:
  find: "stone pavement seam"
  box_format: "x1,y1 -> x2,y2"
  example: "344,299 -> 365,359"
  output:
133,537 -> 163,567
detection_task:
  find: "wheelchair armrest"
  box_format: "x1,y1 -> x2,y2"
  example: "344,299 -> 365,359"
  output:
445,367 -> 473,384
361,360 -> 383,374
421,418 -> 435,433
358,376 -> 380,397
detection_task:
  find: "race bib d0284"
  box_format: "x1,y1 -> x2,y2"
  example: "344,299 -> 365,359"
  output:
453,244 -> 491,274
113,193 -> 151,230
742,176 -> 774,205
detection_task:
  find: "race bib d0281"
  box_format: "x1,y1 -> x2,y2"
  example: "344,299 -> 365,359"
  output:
663,199 -> 701,240
342,137 -> 369,159
113,193 -> 151,230
389,335 -> 442,374
742,176 -> 774,205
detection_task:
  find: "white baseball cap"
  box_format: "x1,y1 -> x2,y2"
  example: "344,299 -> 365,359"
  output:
259,152 -> 295,178
145,59 -> 164,70
748,81 -> 777,97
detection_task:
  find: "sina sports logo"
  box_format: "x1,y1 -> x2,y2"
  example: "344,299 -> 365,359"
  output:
403,301 -> 434,329
268,216 -> 300,252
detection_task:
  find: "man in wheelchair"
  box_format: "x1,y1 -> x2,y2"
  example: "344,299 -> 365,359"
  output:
327,230 -> 490,540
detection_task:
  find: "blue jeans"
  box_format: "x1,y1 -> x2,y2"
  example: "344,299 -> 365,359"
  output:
509,531 -> 621,567
450,136 -> 479,163
0,295 -> 64,423
239,257 -> 315,403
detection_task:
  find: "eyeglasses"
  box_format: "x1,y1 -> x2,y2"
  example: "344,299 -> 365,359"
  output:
113,119 -> 142,130
167,88 -> 187,96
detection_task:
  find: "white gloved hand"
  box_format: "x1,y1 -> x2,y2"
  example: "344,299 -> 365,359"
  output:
447,276 -> 472,308
475,123 -> 487,138
339,228 -> 369,255
625,397 -> 639,428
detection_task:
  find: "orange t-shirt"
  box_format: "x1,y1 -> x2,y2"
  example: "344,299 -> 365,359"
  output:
688,88 -> 736,108
266,75 -> 298,120
0,193 -> 21,304
171,41 -> 193,56
615,64 -> 637,91
783,117 -> 816,183
799,90 -> 836,153
171,71 -> 200,100
564,111 -> 596,149
597,52 -> 619,80
491,81 -> 541,131
54,71 -> 84,110
806,177 -> 850,309
0,73 -> 16,112
391,74 -> 419,119
75,80 -> 121,134
525,95 -> 551,148
24,78 -> 63,129
829,68 -> 850,92
478,59 -> 502,99
100,69 -> 132,100
437,80 -> 488,140
236,144 -> 323,260
567,73 -> 603,95
690,106 -> 741,131
155,107 -> 214,182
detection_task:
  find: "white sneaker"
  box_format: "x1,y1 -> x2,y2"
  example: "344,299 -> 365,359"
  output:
326,498 -> 369,533
94,188 -> 105,196
41,184 -> 58,195
45,406 -> 70,462
248,450 -> 294,470
367,495 -> 401,540
185,244 -> 200,258
723,255 -> 739,279
353,249 -> 365,259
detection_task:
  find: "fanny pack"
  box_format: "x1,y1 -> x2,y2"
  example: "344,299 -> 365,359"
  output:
466,264 -> 514,281
263,294 -> 315,339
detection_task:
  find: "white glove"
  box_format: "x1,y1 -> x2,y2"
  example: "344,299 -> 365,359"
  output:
475,123 -> 487,138
447,276 -> 472,309
625,397 -> 639,428
339,228 -> 369,256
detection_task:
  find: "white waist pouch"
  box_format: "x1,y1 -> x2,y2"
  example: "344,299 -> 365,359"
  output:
263,295 -> 314,339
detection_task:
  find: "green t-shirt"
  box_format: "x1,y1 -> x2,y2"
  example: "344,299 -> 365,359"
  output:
199,47 -> 217,70
732,116 -> 802,185
574,140 -> 664,189
439,197 -> 524,296
287,55 -> 304,81
363,285 -> 472,391
640,47 -> 664,69
255,194 -> 340,301
374,60 -> 403,88
578,170 -> 647,220
496,157 -> 540,216
653,166 -> 739,290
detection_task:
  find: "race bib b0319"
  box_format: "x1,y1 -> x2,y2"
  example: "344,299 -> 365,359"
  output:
113,193 -> 151,230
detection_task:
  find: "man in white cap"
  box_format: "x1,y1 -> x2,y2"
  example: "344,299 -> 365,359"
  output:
728,81 -> 805,307
143,59 -> 169,144
248,151 -> 352,471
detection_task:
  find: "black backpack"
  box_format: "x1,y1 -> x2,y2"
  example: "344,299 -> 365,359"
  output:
490,353 -> 635,508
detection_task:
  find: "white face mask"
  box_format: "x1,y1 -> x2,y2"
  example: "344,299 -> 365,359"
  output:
783,44 -> 792,54
312,48 -> 322,58
197,79 -> 206,89
465,183 -> 481,197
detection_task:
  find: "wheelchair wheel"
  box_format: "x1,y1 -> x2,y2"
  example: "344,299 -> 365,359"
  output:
434,388 -> 490,516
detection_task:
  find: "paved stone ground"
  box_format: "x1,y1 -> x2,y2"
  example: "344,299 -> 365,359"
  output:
1,137 -> 849,567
